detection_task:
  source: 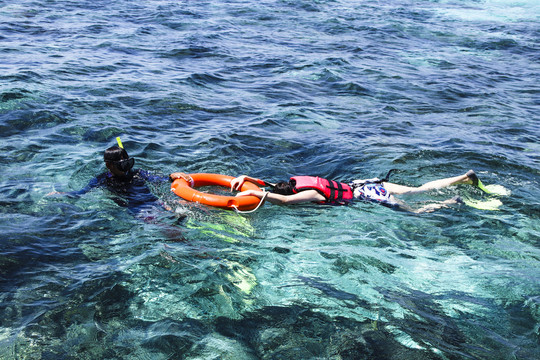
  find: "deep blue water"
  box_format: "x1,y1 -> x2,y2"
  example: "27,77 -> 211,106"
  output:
1,0 -> 539,358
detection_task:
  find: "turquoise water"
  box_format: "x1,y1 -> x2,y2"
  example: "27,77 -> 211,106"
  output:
1,0 -> 539,358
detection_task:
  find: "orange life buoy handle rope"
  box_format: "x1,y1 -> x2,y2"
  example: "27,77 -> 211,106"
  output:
171,173 -> 263,211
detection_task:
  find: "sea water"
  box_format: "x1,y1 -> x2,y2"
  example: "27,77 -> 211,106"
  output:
0,0 -> 539,359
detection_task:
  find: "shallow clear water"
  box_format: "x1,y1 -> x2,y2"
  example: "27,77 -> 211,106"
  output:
1,0 -> 539,359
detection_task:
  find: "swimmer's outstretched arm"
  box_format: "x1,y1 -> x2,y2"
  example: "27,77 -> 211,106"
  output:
47,177 -> 101,197
236,189 -> 325,205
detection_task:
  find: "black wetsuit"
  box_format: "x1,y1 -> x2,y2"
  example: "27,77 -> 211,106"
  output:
69,169 -> 167,217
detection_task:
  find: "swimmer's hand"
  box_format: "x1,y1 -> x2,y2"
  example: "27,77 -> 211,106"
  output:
46,191 -> 64,196
236,189 -> 261,198
231,175 -> 247,191
170,172 -> 194,185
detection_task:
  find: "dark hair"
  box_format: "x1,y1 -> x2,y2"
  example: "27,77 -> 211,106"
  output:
272,181 -> 294,195
104,146 -> 129,162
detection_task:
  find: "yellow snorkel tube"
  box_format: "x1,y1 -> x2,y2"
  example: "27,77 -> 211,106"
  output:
116,137 -> 124,149
112,137 -> 134,173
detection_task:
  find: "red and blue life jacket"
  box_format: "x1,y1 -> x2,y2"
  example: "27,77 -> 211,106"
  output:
290,176 -> 353,205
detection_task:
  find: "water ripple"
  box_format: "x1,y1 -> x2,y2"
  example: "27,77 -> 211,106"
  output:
0,0 -> 539,358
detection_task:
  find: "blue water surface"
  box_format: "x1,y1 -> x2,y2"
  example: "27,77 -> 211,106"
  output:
1,0 -> 539,359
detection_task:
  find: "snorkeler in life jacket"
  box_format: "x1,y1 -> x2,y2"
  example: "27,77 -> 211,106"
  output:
287,176 -> 355,205
231,169 -> 486,213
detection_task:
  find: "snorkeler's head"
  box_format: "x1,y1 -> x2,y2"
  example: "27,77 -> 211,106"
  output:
272,181 -> 294,195
104,146 -> 134,173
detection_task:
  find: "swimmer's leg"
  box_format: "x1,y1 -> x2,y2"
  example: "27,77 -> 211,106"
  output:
411,197 -> 463,214
385,195 -> 461,213
384,171 -> 476,195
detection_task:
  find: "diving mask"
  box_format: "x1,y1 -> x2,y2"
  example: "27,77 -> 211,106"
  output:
110,157 -> 134,172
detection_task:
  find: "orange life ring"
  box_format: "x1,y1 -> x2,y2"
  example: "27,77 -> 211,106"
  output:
171,173 -> 262,211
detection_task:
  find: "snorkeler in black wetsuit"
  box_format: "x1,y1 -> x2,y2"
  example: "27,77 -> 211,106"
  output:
50,144 -> 192,220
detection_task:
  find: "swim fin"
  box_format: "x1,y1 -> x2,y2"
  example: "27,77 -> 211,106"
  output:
466,170 -> 509,196
480,184 -> 511,196
462,197 -> 503,211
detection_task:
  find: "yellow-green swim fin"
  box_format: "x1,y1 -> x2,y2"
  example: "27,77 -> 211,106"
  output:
463,198 -> 503,211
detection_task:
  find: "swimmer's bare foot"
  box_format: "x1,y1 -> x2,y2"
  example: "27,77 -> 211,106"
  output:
445,196 -> 464,205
